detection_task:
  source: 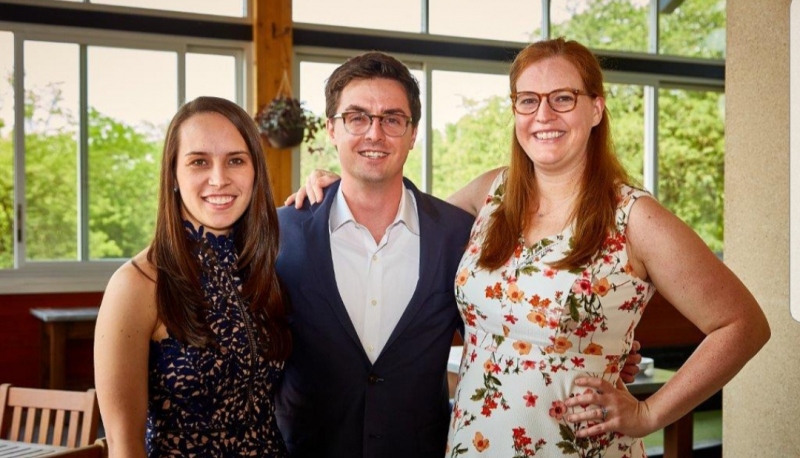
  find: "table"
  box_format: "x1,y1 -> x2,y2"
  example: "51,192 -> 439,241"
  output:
446,346 -> 694,458
0,439 -> 67,457
29,307 -> 100,390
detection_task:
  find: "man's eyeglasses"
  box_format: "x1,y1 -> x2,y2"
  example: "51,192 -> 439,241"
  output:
330,111 -> 412,137
511,88 -> 593,115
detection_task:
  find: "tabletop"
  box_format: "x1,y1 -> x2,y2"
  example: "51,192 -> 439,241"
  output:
29,307 -> 100,323
0,439 -> 68,457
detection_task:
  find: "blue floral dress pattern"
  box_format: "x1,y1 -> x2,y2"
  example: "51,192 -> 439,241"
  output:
446,172 -> 655,458
146,223 -> 287,457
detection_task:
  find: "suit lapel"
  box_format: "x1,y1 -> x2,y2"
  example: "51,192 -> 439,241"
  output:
303,181 -> 366,356
381,179 -> 446,353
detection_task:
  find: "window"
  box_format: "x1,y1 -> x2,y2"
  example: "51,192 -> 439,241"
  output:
53,0 -> 247,17
431,70 -> 509,198
550,0 -> 649,53
429,0 -> 543,42
0,20 -> 248,292
660,0 -> 726,59
293,0 -> 421,33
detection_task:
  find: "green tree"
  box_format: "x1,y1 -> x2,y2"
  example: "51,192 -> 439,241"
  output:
0,82 -> 163,268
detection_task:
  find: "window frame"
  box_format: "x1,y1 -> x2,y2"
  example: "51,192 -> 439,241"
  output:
0,18 -> 252,294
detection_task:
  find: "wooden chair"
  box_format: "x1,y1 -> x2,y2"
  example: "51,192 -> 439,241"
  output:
0,383 -> 100,448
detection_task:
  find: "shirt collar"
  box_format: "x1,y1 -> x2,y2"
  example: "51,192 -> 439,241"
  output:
329,183 -> 420,236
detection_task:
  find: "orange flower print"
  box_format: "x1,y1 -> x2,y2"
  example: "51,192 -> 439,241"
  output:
544,268 -> 557,278
473,432 -> 490,452
553,336 -> 573,354
583,342 -> 604,355
503,325 -> 510,337
592,277 -> 611,296
624,261 -> 637,277
506,282 -> 524,303
512,340 -> 532,355
527,311 -> 547,328
549,400 -> 567,420
483,359 -> 494,373
456,268 -> 469,286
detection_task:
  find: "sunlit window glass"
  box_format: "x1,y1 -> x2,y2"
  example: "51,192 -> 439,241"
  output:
550,0 -> 648,53
186,53 -> 237,103
429,0 -> 542,42
0,32 -> 14,269
605,83 -> 645,185
90,0 -> 245,17
87,46 -> 176,260
24,41 -> 80,262
659,0 -> 726,59
293,0 -> 421,33
658,87 -> 724,252
431,70 -> 509,199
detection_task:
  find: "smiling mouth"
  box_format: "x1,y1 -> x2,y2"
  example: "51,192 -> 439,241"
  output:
534,131 -> 565,140
359,151 -> 388,159
204,196 -> 235,205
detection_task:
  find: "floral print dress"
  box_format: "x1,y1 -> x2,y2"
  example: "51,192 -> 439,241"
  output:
146,223 -> 287,457
446,173 -> 655,458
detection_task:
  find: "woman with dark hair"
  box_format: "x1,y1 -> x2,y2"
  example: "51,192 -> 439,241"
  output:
95,96 -> 290,457
442,38 -> 769,457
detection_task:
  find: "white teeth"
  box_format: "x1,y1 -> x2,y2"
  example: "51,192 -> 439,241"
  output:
205,196 -> 234,204
535,131 -> 564,140
360,151 -> 388,158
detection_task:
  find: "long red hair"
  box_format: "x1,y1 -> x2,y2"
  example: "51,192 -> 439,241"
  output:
478,38 -> 631,271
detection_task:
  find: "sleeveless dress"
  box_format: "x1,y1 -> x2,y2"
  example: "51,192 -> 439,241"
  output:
146,223 -> 287,457
446,173 -> 655,458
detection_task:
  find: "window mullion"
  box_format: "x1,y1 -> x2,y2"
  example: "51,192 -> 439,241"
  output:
13,33 -> 25,268
643,85 -> 658,197
422,64 -> 432,194
79,43 -> 89,261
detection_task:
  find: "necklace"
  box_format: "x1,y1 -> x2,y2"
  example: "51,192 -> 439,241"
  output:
535,192 -> 578,218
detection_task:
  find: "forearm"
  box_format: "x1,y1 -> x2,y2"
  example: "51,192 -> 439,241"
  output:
105,430 -> 147,458
643,318 -> 768,432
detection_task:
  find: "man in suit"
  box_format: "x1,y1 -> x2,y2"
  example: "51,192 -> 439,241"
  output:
274,52 -> 640,458
275,52 -> 473,458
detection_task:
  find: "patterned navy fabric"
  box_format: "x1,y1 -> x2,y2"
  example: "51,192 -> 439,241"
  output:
146,222 -> 287,457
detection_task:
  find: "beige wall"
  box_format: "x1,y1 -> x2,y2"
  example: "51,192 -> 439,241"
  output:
724,1 -> 800,456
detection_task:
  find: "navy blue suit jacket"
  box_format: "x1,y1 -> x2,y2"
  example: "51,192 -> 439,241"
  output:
275,178 -> 474,458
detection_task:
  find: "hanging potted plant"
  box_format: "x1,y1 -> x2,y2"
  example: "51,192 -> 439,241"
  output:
255,71 -> 324,153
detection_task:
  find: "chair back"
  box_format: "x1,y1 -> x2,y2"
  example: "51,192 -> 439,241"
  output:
0,383 -> 100,448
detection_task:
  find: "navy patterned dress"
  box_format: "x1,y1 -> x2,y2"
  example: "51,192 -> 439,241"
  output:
146,223 -> 287,457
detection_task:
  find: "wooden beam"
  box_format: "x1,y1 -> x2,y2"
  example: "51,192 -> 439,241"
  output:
253,0 -> 294,202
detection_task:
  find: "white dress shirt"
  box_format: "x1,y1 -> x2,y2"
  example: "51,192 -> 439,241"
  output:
329,185 -> 420,363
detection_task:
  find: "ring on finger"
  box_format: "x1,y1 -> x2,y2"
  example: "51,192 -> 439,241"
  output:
601,407 -> 608,421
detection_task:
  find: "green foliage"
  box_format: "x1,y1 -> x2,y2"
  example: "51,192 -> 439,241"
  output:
0,83 -> 162,268
550,0 -> 648,53
431,95 -> 513,199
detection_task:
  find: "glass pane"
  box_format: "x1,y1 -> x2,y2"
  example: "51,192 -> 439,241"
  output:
658,87 -> 724,252
605,83 -> 645,185
298,61 -> 342,186
659,0 -> 726,59
91,0 -> 245,17
429,0 -> 542,42
293,0 -> 421,33
551,0 -> 648,53
87,46 -> 175,260
298,61 -> 425,189
24,41 -> 80,262
0,32 -> 13,269
431,70 -> 509,199
186,53 -> 237,103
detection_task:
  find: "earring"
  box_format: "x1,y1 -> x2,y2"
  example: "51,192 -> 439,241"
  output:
173,185 -> 178,193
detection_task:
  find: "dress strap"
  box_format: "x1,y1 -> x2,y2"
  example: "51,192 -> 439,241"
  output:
131,259 -> 156,283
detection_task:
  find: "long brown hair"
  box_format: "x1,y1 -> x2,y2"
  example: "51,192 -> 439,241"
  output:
478,38 -> 631,271
147,96 -> 290,361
